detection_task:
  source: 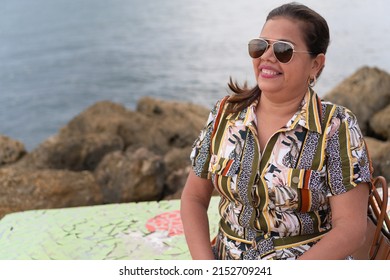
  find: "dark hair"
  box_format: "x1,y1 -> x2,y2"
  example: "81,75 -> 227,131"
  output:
267,2 -> 329,57
227,2 -> 330,113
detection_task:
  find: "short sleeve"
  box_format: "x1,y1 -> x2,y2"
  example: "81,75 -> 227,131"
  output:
325,106 -> 373,195
190,98 -> 224,178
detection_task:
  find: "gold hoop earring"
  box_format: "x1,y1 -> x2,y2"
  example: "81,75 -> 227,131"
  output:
309,76 -> 317,88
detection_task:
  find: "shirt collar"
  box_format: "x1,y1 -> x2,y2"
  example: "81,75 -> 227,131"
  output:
287,88 -> 323,134
226,88 -> 323,134
226,98 -> 258,127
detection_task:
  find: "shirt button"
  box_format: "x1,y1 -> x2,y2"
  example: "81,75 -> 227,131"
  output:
292,176 -> 300,184
215,164 -> 221,170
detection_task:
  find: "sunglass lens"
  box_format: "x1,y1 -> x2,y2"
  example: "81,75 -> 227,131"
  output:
248,39 -> 267,59
273,42 -> 294,63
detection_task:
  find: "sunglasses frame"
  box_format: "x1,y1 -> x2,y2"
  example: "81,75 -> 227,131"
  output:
248,38 -> 313,63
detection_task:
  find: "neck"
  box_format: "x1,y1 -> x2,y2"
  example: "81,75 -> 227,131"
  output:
257,90 -> 306,119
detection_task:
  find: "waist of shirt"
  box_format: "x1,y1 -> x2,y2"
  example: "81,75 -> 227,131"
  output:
219,219 -> 329,249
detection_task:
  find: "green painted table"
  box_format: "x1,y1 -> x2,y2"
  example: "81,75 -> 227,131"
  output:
1,193 -> 389,260
0,197 -> 220,260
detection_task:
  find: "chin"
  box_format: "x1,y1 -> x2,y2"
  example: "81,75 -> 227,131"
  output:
257,81 -> 281,93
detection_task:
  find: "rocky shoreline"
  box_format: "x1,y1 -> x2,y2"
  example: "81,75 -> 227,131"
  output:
1,66 -> 389,219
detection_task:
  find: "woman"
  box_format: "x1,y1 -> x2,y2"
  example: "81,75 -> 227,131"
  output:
180,2 -> 372,260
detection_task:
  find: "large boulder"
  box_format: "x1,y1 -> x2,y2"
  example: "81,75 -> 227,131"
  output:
369,104 -> 390,140
365,137 -> 390,182
59,101 -> 153,151
0,97 -> 209,218
324,67 -> 390,135
15,133 -> 124,171
0,167 -> 102,218
94,147 -> 165,203
136,96 -> 209,154
0,135 -> 26,166
163,147 -> 191,195
323,67 -> 390,181
164,166 -> 191,200
58,98 -> 209,155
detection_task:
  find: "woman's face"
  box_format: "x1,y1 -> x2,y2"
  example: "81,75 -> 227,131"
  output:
253,17 -> 320,99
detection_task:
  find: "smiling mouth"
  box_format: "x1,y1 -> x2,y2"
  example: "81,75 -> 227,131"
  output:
260,68 -> 281,77
262,69 -> 279,75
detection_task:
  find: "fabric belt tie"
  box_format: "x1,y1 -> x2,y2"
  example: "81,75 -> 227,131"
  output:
219,220 -> 329,260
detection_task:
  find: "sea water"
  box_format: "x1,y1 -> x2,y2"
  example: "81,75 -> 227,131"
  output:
0,0 -> 389,150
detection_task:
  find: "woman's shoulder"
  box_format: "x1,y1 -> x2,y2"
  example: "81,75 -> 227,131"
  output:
320,98 -> 358,120
210,95 -> 231,114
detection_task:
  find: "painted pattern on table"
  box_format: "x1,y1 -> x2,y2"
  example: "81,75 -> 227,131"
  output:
0,193 -> 388,260
0,198 -> 219,260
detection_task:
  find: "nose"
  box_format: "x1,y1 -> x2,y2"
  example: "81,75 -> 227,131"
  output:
261,44 -> 276,62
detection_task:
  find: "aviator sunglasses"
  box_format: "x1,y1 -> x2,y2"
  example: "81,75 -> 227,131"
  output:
248,38 -> 313,63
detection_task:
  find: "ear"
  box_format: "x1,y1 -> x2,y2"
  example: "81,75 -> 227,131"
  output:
311,53 -> 326,78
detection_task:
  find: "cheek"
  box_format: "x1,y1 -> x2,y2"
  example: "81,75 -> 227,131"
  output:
286,60 -> 310,78
285,65 -> 311,87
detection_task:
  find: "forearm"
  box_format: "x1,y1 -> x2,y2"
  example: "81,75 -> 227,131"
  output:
299,184 -> 369,260
298,224 -> 366,260
180,195 -> 215,259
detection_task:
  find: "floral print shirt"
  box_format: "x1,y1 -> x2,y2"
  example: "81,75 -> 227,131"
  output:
190,89 -> 372,259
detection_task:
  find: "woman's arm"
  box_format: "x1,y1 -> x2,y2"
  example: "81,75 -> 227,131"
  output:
298,182 -> 369,260
180,169 -> 215,259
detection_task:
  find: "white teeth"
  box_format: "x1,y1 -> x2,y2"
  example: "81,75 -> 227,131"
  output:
261,69 -> 278,75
